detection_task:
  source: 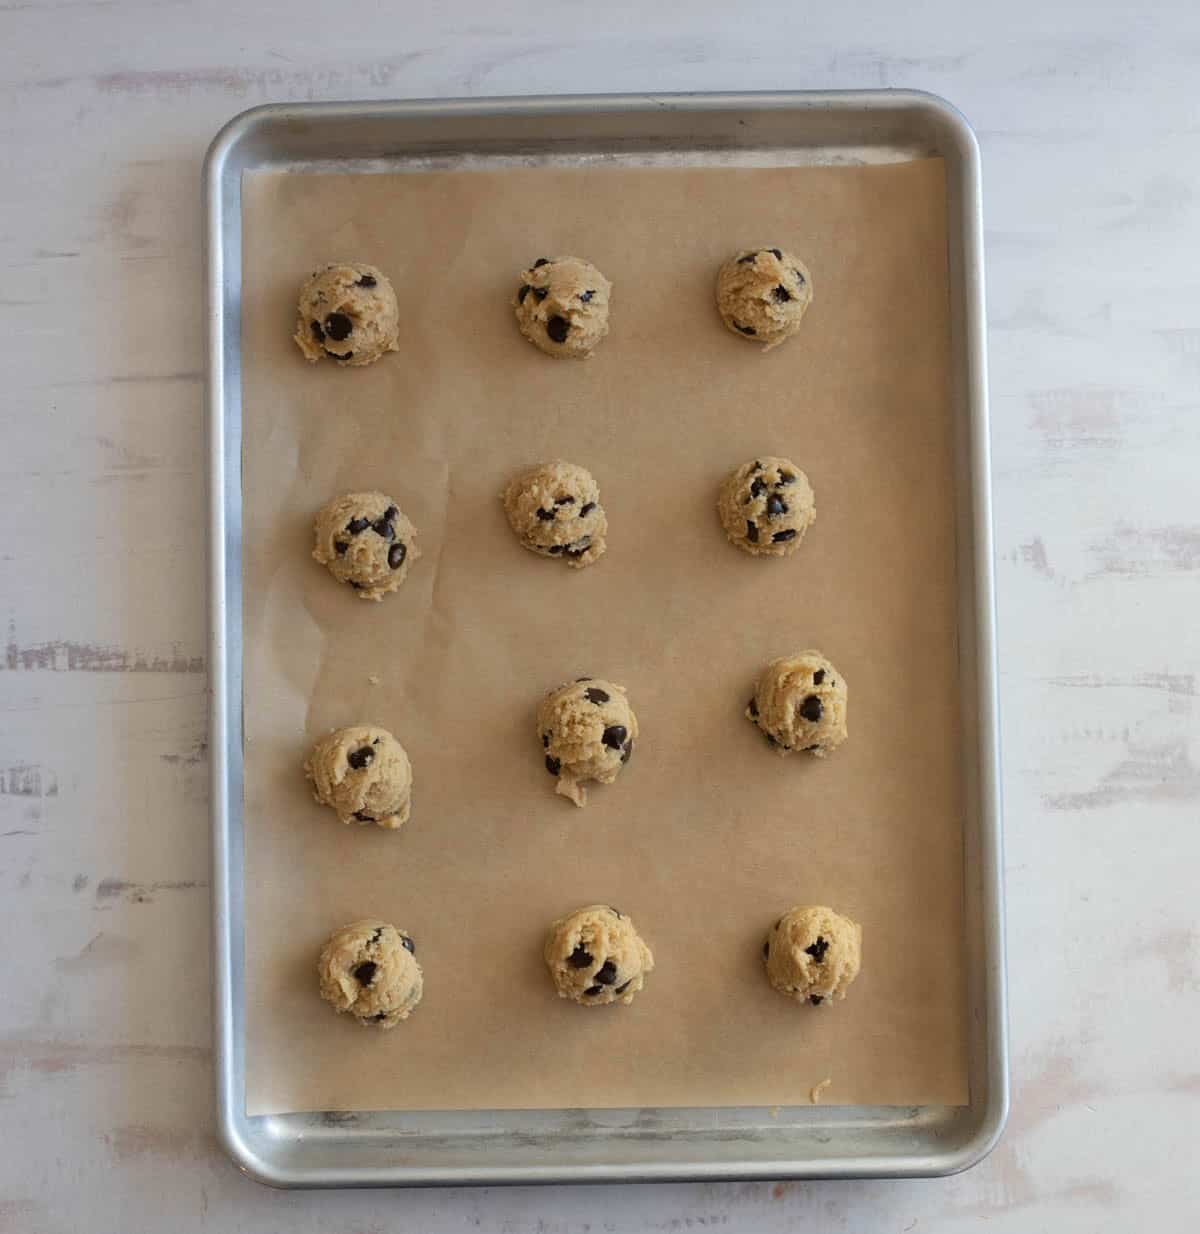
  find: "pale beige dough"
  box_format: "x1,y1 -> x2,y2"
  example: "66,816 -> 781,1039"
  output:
716,247 -> 813,350
304,725 -> 412,829
544,904 -> 654,1006
717,456 -> 816,556
293,262 -> 399,367
318,919 -> 423,1027
747,651 -> 848,757
763,905 -> 861,1005
312,490 -> 420,601
501,461 -> 607,568
513,256 -> 611,358
538,678 -> 637,807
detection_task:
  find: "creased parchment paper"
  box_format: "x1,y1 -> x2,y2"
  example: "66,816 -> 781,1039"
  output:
241,158 -> 968,1114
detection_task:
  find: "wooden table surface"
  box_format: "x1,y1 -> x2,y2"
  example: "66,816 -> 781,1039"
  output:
2,2 -> 1197,1230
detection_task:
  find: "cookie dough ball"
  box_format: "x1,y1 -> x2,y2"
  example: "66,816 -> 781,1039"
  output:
513,256 -> 611,359
716,247 -> 813,350
747,651 -> 848,757
304,725 -> 412,829
318,919 -> 423,1027
763,905 -> 861,1005
718,457 -> 815,556
538,678 -> 638,807
312,491 -> 420,601
544,905 -> 654,1006
293,262 -> 400,367
502,461 -> 607,568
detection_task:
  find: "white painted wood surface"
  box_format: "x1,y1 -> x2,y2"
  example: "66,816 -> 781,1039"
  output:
2,1 -> 1197,1229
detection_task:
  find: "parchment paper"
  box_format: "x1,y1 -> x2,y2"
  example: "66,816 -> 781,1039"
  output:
241,157 -> 968,1114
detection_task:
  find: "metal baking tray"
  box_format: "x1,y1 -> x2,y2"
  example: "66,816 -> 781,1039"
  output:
206,90 -> 1007,1187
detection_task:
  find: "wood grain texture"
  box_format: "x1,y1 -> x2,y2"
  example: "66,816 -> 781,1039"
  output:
1,0 -> 1198,1229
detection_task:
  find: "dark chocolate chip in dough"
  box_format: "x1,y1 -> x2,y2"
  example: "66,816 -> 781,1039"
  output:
533,257 -> 550,267
773,285 -> 792,303
794,270 -> 806,285
547,544 -> 565,554
580,289 -> 595,302
752,460 -> 764,472
555,495 -> 575,505
533,287 -> 548,301
546,315 -> 570,343
357,273 -> 377,288
349,581 -> 364,590
813,669 -> 826,685
809,994 -> 824,1006
777,470 -> 796,486
545,754 -> 562,776
388,542 -> 407,569
518,284 -> 530,303
536,507 -> 556,521
579,501 -> 596,517
594,960 -> 618,985
735,323 -> 756,336
805,936 -> 830,963
542,732 -> 550,748
346,517 -> 370,535
564,538 -> 591,558
347,746 -> 374,770
601,724 -> 627,750
334,540 -> 349,556
584,984 -> 603,996
803,744 -> 822,753
324,312 -> 353,342
750,476 -> 768,499
353,809 -> 376,822
615,980 -> 632,995
568,945 -> 593,969
771,529 -> 797,543
372,517 -> 395,540
584,687 -> 610,705
799,695 -> 824,723
746,520 -> 759,543
766,494 -> 787,518
401,935 -> 415,954
770,248 -> 783,260
371,1011 -> 389,1022
353,961 -> 377,985
310,319 -> 325,341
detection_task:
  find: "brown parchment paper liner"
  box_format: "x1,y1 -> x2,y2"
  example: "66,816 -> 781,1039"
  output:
241,159 -> 968,1115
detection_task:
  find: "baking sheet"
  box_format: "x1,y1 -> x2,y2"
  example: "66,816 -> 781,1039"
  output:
241,157 -> 968,1115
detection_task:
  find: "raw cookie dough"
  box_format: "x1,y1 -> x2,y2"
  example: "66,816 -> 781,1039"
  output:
318,919 -> 423,1027
763,905 -> 862,1005
312,491 -> 420,601
538,678 -> 638,807
304,725 -> 413,829
293,262 -> 400,367
513,256 -> 612,359
716,247 -> 813,350
718,457 -> 816,556
747,651 -> 848,757
501,461 -> 607,568
544,904 -> 654,1006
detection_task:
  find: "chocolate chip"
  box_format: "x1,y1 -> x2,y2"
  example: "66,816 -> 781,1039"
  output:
371,1011 -> 389,1022
533,257 -> 550,267
547,544 -> 565,554
357,274 -> 377,288
809,994 -> 824,1006
773,285 -> 791,303
602,724 -> 627,750
777,471 -> 796,485
771,529 -> 797,543
762,940 -> 770,958
533,287 -> 548,301
770,248 -> 783,260
813,669 -> 826,685
536,507 -> 555,521
766,494 -> 787,518
805,936 -> 830,963
580,289 -> 595,302
803,744 -> 822,753
545,754 -> 561,776
799,695 -> 823,723
372,518 -> 395,540
568,945 -> 593,969
735,323 -> 756,335
794,270 -> 806,285
746,520 -> 759,543
748,698 -> 759,718
346,517 -> 370,535
542,733 -> 550,748
737,253 -> 756,264
347,746 -> 374,770
353,961 -> 377,985
555,495 -> 575,505
388,542 -> 407,569
518,284 -> 530,303
383,505 -> 398,521
564,538 -> 591,557
579,502 -> 596,517
334,540 -> 349,556
546,315 -> 570,343
401,935 -> 415,954
584,687 -> 610,705
584,984 -> 603,996
752,460 -> 764,472
349,581 -> 364,590
310,319 -> 325,341
621,739 -> 634,764
353,809 -> 375,822
373,737 -> 381,745
324,311 -> 353,342
595,960 -> 618,985
750,476 -> 768,499
615,980 -> 632,995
